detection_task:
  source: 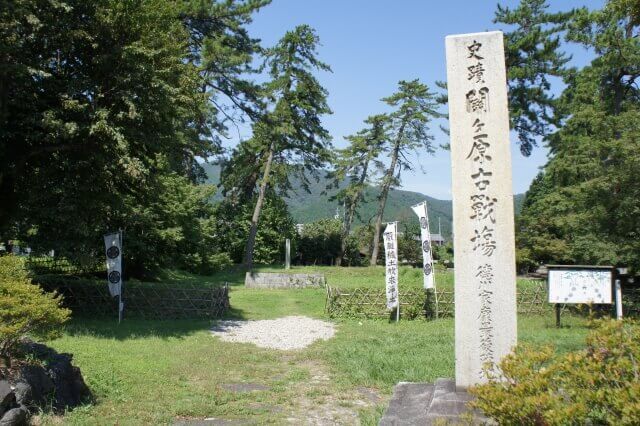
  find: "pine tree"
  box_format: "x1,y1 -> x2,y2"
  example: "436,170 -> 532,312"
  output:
494,0 -> 573,155
240,25 -> 332,268
327,114 -> 387,266
518,0 -> 640,271
369,80 -> 439,266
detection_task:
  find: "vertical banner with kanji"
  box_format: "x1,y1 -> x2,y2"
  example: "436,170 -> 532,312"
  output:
383,222 -> 399,309
411,201 -> 435,289
104,232 -> 122,297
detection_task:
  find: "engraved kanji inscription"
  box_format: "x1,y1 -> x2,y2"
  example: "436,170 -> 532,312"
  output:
471,226 -> 496,256
470,194 -> 497,223
465,87 -> 489,113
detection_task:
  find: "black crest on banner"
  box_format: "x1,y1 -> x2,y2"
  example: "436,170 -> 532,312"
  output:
108,271 -> 121,284
422,241 -> 431,253
424,264 -> 432,276
419,217 -> 428,229
106,246 -> 120,259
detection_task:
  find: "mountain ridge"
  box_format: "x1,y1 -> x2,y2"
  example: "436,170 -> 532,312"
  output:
201,162 -> 524,239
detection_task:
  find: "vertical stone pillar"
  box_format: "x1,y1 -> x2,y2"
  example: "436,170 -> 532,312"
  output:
285,238 -> 291,270
445,31 -> 517,389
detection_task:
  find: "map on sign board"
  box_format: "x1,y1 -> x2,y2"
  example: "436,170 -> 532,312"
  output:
548,269 -> 612,304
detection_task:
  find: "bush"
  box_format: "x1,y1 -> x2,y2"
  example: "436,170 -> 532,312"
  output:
516,247 -> 538,275
0,256 -> 70,357
297,218 -> 342,265
202,252 -> 233,274
470,319 -> 640,425
213,193 -> 296,265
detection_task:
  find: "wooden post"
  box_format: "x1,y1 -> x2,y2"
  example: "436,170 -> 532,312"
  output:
555,303 -> 561,328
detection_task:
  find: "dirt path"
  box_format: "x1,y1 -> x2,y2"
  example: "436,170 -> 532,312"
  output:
282,358 -> 385,425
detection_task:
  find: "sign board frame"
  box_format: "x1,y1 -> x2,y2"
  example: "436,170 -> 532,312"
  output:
547,265 -> 614,305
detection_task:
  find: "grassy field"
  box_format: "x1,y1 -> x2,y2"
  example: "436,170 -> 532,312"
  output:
41,266 -> 589,425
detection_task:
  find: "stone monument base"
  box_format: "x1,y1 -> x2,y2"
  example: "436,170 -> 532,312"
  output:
379,378 -> 491,425
244,272 -> 325,289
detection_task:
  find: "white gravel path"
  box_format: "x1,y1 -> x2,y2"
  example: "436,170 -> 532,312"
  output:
210,316 -> 336,350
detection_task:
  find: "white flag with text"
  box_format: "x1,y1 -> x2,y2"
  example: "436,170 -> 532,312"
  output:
383,222 -> 399,309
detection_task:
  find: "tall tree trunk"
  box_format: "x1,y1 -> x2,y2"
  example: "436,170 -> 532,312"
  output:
370,141 -> 401,266
243,143 -> 275,268
337,160 -> 370,266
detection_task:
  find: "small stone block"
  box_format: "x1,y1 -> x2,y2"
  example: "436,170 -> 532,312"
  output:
379,382 -> 434,425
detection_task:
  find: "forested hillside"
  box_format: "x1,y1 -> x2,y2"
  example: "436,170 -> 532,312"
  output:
202,163 -> 524,238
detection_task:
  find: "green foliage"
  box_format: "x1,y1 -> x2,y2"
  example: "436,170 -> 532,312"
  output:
515,247 -> 538,275
495,0 -> 572,155
297,218 -> 341,265
326,114 -> 387,264
124,172 -> 225,277
0,0 -> 268,277
516,0 -> 640,272
470,319 -> 640,425
220,24 -> 332,266
0,256 -> 70,357
369,79 -> 441,265
397,223 -> 421,266
432,243 -> 453,267
213,193 -> 296,265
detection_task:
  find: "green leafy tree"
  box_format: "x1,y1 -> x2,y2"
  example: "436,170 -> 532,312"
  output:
237,25 -> 332,268
213,192 -> 296,265
326,115 -> 387,266
518,0 -> 640,271
179,0 -> 270,172
397,222 -> 421,265
297,218 -> 342,266
0,0 -> 268,276
370,80 -> 439,266
494,0 -> 573,155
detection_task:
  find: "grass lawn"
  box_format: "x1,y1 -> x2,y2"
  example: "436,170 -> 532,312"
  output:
41,266 -> 590,425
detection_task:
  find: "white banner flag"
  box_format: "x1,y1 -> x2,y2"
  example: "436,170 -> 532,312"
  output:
412,201 -> 435,289
383,222 -> 399,309
104,232 -> 122,297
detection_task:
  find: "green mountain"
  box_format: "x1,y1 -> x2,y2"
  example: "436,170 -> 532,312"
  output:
201,162 -> 525,239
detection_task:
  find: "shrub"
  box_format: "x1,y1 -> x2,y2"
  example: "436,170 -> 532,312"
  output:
470,319 -> 640,425
0,256 -> 70,357
202,252 -> 233,274
297,218 -> 342,265
516,247 -> 538,275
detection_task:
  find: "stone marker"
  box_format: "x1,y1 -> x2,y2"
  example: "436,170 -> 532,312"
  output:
285,239 -> 291,270
445,31 -> 517,389
244,272 -> 325,289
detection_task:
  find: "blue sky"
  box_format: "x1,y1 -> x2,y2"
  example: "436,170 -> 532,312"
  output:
229,0 -> 605,199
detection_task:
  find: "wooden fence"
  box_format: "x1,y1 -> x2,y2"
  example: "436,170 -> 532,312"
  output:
36,275 -> 229,319
325,281 -> 640,319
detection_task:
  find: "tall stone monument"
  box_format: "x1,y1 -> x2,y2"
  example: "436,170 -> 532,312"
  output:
445,31 -> 517,389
